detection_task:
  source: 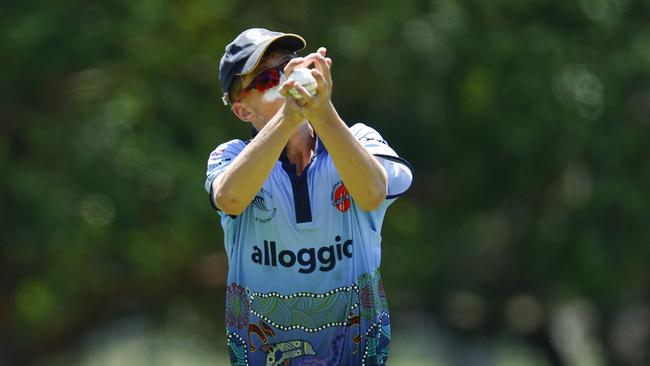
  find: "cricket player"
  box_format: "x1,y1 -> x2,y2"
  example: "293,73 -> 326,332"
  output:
205,28 -> 413,365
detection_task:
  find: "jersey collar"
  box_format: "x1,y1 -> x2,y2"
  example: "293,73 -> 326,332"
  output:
250,127 -> 327,170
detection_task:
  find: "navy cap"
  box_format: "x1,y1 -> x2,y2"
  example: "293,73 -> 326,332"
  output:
219,28 -> 306,106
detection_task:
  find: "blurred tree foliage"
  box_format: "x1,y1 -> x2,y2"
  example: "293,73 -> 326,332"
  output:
2,0 -> 650,364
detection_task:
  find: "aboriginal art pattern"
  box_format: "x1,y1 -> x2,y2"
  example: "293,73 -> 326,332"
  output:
227,332 -> 249,366
361,313 -> 391,366
249,285 -> 359,332
358,270 -> 388,321
248,319 -> 275,352
261,339 -> 316,366
224,270 -> 390,365
226,283 -> 251,329
294,331 -> 346,366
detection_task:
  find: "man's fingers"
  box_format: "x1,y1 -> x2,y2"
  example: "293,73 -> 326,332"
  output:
293,82 -> 313,100
279,79 -> 296,97
311,69 -> 328,96
313,54 -> 332,86
283,49 -> 332,98
284,58 -> 305,77
285,52 -> 322,73
279,79 -> 311,111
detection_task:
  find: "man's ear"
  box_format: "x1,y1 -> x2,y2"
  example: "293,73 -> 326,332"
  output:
232,102 -> 254,122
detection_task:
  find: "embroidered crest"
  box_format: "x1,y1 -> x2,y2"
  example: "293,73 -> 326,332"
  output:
331,181 -> 351,213
253,188 -> 277,223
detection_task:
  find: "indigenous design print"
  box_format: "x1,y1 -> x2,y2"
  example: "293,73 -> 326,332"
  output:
249,286 -> 359,332
358,270 -> 388,321
248,319 -> 275,352
260,340 -> 316,366
295,330 -> 346,366
225,270 -> 391,365
226,283 -> 251,329
361,313 -> 391,366
227,332 -> 249,366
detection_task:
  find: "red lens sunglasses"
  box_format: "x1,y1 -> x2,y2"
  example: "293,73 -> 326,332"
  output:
238,55 -> 295,98
241,63 -> 286,95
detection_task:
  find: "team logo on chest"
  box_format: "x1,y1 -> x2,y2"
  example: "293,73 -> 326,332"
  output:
252,188 -> 277,223
331,181 -> 351,212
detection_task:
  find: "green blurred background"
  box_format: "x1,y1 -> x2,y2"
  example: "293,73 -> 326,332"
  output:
2,0 -> 650,365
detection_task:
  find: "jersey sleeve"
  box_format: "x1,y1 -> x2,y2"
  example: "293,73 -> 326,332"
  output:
204,139 -> 247,212
350,123 -> 414,200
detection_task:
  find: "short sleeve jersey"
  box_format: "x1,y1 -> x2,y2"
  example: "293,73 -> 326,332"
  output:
205,123 -> 413,366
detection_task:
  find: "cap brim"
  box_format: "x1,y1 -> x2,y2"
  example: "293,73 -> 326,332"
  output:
237,33 -> 306,76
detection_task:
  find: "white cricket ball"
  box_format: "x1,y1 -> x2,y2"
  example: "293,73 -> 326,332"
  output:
288,68 -> 317,99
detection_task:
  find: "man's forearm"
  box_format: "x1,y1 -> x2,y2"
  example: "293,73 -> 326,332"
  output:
213,108 -> 300,214
310,103 -> 388,211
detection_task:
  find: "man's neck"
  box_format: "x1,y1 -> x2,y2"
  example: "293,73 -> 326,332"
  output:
286,121 -> 315,175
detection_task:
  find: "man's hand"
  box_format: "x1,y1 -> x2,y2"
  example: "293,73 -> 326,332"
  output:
279,47 -> 389,212
279,47 -> 334,121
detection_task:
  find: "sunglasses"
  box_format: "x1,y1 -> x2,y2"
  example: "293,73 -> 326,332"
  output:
237,55 -> 296,98
221,54 -> 297,106
240,62 -> 287,96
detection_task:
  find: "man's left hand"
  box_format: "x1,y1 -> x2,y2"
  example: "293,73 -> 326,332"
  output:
279,47 -> 335,122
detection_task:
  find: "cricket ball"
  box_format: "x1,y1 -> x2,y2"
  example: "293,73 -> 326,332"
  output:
288,68 -> 317,99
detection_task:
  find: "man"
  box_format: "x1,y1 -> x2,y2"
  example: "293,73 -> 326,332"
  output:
205,28 -> 413,366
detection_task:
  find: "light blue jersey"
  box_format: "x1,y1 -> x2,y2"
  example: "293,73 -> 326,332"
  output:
205,123 -> 413,366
